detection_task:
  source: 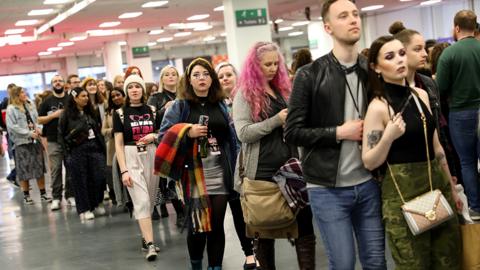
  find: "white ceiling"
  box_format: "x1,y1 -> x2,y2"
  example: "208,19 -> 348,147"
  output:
0,0 -> 461,61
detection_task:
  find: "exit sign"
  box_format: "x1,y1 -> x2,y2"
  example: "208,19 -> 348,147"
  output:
235,8 -> 267,27
132,46 -> 149,58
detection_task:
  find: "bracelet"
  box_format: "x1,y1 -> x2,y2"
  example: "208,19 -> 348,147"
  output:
121,170 -> 128,175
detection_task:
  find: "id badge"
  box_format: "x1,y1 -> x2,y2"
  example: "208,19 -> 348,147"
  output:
136,143 -> 147,154
88,129 -> 95,139
208,136 -> 221,156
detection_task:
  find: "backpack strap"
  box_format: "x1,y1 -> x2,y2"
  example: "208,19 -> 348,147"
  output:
148,105 -> 157,121
115,108 -> 124,124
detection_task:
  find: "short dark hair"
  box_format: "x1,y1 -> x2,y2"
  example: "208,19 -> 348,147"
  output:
67,74 -> 79,84
178,58 -> 224,104
454,10 -> 477,32
367,35 -> 396,100
321,0 -> 340,22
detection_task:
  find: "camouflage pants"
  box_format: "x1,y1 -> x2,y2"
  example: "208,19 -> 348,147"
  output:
382,160 -> 461,270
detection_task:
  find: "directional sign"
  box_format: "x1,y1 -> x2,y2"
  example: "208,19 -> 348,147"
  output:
235,8 -> 268,27
132,46 -> 149,58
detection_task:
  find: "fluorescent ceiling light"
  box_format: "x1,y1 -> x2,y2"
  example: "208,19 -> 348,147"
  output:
86,29 -> 116,36
43,0 -> 71,4
420,0 -> 442,5
99,21 -> 121,27
16,20 -> 40,26
279,26 -> 294,31
38,51 -> 52,56
203,36 -> 215,41
58,41 -> 74,46
361,5 -> 384,11
37,0 -> 96,35
119,12 -> 143,19
142,1 -> 168,8
6,35 -> 24,45
157,37 -> 173,42
169,22 -> 208,29
274,19 -> 284,23
214,6 -> 224,11
5,29 -> 26,35
70,35 -> 87,41
292,21 -> 310,27
118,41 -> 127,46
187,14 -> 209,21
47,47 -> 62,51
174,31 -> 191,37
220,32 -> 226,37
148,42 -> 157,46
288,31 -> 304,37
149,29 -> 164,35
28,9 -> 55,16
194,25 -> 213,31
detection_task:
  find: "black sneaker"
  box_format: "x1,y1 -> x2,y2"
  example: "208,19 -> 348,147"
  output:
24,195 -> 34,205
145,243 -> 158,261
142,238 -> 160,252
469,208 -> 480,221
40,194 -> 52,203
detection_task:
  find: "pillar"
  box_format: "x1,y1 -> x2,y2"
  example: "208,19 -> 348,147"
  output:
125,32 -> 154,82
103,41 -> 123,82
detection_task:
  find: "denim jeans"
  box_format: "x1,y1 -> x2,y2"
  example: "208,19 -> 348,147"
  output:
449,109 -> 480,211
308,179 -> 386,270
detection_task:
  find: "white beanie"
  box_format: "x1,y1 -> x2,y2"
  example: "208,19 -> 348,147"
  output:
124,74 -> 146,93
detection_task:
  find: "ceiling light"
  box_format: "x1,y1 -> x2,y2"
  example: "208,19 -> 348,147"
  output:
288,31 -> 304,37
119,12 -> 143,19
38,51 -> 52,56
37,0 -> 96,35
220,32 -> 226,37
279,26 -> 294,31
169,22 -> 208,29
149,29 -> 164,35
58,41 -> 74,46
28,9 -> 55,16
292,21 -> 310,27
6,35 -> 24,45
400,0 -> 414,1
70,35 -> 87,41
174,32 -> 191,37
187,14 -> 210,21
47,47 -> 62,51
43,0 -> 71,4
214,6 -> 224,11
118,41 -> 127,46
274,19 -> 284,23
15,20 -> 40,26
148,42 -> 157,46
194,25 -> 213,31
142,1 -> 168,8
157,37 -> 173,42
5,29 -> 26,35
361,5 -> 384,11
420,0 -> 442,5
86,29 -> 116,36
203,36 -> 216,42
99,21 -> 121,28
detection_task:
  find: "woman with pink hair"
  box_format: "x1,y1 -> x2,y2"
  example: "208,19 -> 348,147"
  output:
232,41 -> 316,270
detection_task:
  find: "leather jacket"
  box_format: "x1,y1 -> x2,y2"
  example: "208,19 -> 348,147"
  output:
58,111 -> 105,153
285,52 -> 369,186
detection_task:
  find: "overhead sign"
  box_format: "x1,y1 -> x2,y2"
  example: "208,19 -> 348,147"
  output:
235,8 -> 267,27
132,46 -> 149,58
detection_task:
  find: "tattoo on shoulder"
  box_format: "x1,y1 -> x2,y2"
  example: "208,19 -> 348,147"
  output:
367,130 -> 383,149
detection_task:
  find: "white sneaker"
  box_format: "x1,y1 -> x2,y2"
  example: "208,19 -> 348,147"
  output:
84,211 -> 95,220
95,203 -> 106,216
50,199 -> 61,211
67,197 -> 76,207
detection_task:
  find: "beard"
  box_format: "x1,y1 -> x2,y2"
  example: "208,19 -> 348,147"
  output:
53,87 -> 64,94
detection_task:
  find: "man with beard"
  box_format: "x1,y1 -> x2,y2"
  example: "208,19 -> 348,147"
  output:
436,10 -> 480,221
285,0 -> 386,269
38,75 -> 75,211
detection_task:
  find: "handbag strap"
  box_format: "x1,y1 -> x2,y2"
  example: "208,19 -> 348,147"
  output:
387,90 -> 433,204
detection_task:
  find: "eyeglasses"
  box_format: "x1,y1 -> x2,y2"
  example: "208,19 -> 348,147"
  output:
192,72 -> 210,79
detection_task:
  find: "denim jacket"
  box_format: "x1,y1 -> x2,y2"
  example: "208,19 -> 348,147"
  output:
6,102 -> 42,148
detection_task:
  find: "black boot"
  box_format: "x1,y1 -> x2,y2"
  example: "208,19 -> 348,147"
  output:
160,203 -> 169,218
255,239 -> 275,270
294,234 -> 316,270
151,207 -> 160,220
191,259 -> 203,270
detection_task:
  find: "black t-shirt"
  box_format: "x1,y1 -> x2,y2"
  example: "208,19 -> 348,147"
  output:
38,94 -> 68,142
255,93 -> 291,180
113,105 -> 160,144
186,98 -> 229,147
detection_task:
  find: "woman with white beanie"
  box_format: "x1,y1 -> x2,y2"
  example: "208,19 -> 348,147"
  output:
113,74 -> 161,261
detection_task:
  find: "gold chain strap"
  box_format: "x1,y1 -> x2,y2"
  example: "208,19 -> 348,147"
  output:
387,93 -> 433,204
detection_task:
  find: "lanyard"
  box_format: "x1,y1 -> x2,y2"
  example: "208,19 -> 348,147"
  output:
345,76 -> 362,119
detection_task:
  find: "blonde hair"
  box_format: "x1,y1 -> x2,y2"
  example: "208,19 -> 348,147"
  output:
158,65 -> 179,92
10,86 -> 30,112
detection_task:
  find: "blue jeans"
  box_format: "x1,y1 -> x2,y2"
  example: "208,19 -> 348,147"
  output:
449,109 -> 480,211
308,179 -> 386,270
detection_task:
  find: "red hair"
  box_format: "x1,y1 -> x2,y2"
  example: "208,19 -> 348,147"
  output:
124,66 -> 143,79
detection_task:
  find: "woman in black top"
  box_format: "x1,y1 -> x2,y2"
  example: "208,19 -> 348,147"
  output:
58,87 -> 106,221
362,36 -> 461,269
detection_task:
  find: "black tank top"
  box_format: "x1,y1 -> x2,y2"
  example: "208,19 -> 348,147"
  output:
384,82 -> 435,164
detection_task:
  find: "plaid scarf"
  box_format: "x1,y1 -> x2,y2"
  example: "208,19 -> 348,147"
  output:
272,158 -> 308,212
154,123 -> 212,233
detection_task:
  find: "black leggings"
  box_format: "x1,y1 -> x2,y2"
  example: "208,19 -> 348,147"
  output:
187,195 -> 228,267
229,197 -> 254,256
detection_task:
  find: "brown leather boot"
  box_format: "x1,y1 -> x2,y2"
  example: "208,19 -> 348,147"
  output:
295,234 -> 316,270
255,239 -> 275,270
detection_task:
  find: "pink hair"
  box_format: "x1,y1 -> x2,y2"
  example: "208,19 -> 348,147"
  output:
233,42 -> 291,122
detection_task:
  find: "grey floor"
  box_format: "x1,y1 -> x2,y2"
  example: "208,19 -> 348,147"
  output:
0,153 -> 394,270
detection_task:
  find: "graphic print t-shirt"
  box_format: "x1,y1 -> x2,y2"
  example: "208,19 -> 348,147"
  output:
113,105 -> 160,144
38,94 -> 68,142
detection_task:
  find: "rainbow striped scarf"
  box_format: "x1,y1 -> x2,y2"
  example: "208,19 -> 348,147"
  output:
154,123 -> 212,233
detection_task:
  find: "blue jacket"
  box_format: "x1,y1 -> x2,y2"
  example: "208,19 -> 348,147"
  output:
6,102 -> 42,148
159,99 -> 239,193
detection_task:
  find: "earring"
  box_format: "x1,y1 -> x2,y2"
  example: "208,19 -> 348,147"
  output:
377,73 -> 381,79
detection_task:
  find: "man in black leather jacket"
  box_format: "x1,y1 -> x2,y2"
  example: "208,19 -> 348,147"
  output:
285,1 -> 386,269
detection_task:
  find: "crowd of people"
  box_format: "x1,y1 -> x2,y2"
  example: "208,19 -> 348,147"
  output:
2,0 -> 480,269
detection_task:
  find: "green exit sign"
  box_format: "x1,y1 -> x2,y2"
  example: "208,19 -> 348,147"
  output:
132,46 -> 149,58
235,8 -> 267,27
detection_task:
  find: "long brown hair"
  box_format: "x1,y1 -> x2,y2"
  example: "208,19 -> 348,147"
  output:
368,35 -> 396,100
81,77 -> 105,104
178,58 -> 224,104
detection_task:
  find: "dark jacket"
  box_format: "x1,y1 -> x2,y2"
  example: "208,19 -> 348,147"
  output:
58,112 -> 105,153
147,90 -> 175,122
284,52 -> 369,186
